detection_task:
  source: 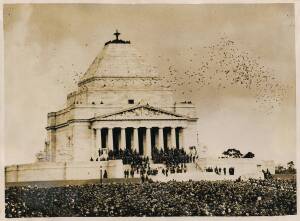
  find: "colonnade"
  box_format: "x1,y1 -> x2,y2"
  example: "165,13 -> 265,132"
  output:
92,126 -> 186,158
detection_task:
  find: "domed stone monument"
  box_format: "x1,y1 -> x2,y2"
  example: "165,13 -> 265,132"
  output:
5,31 -> 198,183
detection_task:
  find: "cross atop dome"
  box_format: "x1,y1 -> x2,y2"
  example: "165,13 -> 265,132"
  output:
105,29 -> 130,46
114,29 -> 121,40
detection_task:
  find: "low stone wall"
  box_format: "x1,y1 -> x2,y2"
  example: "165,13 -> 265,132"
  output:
196,158 -> 273,177
5,160 -> 124,183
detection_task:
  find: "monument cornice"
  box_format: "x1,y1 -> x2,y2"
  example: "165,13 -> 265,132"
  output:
46,104 -> 198,130
46,117 -> 198,130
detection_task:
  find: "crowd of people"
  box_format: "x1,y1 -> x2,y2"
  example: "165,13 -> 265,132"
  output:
5,179 -> 296,217
205,166 -> 234,175
120,147 -> 191,180
123,166 -> 157,181
152,147 -> 196,166
96,148 -> 151,167
92,147 -> 196,167
94,147 -> 193,180
124,163 -> 188,181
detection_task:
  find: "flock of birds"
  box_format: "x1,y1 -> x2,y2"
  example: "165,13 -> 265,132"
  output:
55,63 -> 81,91
157,37 -> 291,114
55,36 -> 291,115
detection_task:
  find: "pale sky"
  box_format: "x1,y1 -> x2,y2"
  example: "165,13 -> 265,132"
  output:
4,4 -> 295,165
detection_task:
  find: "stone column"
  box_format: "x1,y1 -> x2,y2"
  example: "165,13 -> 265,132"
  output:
182,127 -> 187,151
158,127 -> 164,150
170,127 -> 176,149
120,128 -> 126,150
133,128 -> 139,153
99,129 -> 102,152
107,127 -> 113,151
91,129 -> 95,158
95,129 -> 101,157
145,127 -> 152,158
180,128 -> 185,149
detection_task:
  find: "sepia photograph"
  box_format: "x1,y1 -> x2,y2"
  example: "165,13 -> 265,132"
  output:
2,2 -> 298,218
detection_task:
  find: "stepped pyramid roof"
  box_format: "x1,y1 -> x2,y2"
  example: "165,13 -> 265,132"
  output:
79,30 -> 159,84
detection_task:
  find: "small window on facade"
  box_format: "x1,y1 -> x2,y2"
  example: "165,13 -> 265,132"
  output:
92,102 -> 95,105
100,101 -> 103,104
229,167 -> 235,175
128,99 -> 134,104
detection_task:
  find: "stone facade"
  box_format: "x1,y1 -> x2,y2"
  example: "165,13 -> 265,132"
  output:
43,34 -> 198,163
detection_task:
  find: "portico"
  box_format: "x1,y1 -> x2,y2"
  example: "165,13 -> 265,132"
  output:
92,125 -> 186,158
88,104 -> 195,159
